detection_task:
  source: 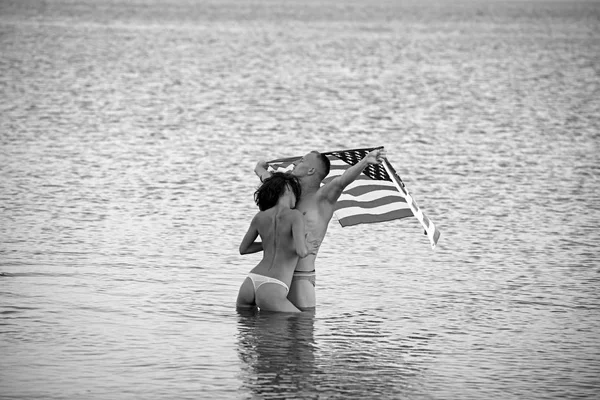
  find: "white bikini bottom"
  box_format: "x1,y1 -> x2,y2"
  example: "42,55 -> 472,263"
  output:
247,273 -> 289,294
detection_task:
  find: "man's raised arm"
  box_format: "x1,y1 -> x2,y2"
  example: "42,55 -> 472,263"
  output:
322,148 -> 386,204
254,160 -> 272,182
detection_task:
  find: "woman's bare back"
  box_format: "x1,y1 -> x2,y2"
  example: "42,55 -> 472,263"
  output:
250,207 -> 303,286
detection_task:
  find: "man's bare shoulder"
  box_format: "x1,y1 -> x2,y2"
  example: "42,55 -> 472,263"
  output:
315,177 -> 342,205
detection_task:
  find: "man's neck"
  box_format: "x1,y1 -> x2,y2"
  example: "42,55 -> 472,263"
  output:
300,177 -> 321,195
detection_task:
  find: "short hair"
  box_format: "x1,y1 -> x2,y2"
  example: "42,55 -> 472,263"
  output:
254,172 -> 302,211
311,151 -> 331,179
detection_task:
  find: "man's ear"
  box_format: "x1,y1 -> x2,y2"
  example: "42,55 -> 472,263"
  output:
307,167 -> 315,176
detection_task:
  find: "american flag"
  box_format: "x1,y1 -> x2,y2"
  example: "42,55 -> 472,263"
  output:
267,146 -> 441,249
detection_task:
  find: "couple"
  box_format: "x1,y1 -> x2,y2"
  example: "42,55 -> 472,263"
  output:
237,148 -> 386,312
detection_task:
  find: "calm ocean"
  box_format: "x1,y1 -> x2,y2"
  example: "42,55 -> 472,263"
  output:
1,0 -> 599,398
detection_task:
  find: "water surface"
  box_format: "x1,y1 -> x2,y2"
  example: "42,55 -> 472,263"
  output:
1,0 -> 599,399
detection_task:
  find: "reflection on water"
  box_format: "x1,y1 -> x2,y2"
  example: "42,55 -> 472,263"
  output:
236,309 -> 436,399
236,309 -> 319,398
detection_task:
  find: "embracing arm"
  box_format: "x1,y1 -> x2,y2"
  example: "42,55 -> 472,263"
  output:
321,148 -> 386,204
291,212 -> 309,258
241,241 -> 263,254
239,215 -> 263,255
291,211 -> 320,258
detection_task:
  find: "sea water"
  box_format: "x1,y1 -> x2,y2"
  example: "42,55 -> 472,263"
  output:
1,0 -> 599,398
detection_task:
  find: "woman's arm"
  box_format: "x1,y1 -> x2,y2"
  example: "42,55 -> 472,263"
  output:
241,242 -> 263,254
291,212 -> 309,258
239,215 -> 261,255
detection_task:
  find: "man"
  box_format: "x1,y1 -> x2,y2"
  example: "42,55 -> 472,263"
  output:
252,148 -> 386,310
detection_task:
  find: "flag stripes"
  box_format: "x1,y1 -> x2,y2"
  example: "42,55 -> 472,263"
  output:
334,208 -> 415,227
341,184 -> 400,197
382,158 -> 441,249
324,156 -> 410,226
336,195 -> 406,210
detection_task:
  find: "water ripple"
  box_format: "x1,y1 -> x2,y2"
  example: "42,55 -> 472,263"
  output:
1,0 -> 600,399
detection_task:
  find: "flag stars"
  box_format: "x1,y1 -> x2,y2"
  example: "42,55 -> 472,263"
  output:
331,150 -> 392,181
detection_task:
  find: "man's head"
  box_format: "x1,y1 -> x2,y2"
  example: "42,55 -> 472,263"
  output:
291,151 -> 331,181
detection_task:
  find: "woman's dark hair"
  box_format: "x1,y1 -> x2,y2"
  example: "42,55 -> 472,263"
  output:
254,172 -> 302,211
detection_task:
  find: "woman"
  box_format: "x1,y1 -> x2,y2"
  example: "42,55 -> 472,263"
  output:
237,172 -> 319,312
